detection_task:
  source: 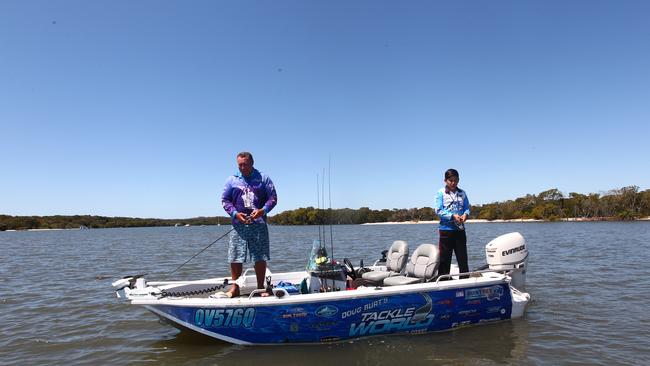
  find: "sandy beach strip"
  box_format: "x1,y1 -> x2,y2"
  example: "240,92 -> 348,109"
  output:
362,217 -> 650,225
364,219 -> 547,225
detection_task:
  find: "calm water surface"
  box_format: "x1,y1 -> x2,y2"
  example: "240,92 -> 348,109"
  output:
1,222 -> 649,365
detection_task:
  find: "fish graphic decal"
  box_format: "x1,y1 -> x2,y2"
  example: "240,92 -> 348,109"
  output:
410,293 -> 433,324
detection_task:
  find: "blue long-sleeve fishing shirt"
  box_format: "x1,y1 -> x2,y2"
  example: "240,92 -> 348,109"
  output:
435,187 -> 470,231
221,168 -> 277,225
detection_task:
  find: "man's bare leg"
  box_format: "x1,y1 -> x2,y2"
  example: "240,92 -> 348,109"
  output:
254,261 -> 269,297
228,262 -> 243,297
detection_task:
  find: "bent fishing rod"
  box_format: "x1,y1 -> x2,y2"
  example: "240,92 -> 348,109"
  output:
167,227 -> 235,276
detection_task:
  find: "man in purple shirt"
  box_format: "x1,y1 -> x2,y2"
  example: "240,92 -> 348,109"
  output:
221,152 -> 277,297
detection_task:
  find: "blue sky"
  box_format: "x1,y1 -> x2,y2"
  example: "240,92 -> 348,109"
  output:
1,1 -> 649,219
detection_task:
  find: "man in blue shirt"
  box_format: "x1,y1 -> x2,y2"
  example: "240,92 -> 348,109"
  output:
222,152 -> 277,297
435,168 -> 470,279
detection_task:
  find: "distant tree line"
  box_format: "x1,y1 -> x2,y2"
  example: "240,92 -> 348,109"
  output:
2,186 -> 649,231
269,186 -> 650,225
268,207 -> 437,225
473,186 -> 650,221
0,215 -> 230,231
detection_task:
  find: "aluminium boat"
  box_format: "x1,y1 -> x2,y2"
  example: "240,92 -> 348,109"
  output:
112,232 -> 530,345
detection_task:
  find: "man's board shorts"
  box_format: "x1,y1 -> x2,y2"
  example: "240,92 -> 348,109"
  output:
228,223 -> 270,263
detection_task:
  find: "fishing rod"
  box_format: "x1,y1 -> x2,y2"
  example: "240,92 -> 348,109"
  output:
167,227 -> 235,276
322,168 -> 326,249
328,156 -> 334,261
317,174 -> 322,245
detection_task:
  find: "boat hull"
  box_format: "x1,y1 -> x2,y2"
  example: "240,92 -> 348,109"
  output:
143,283 -> 514,345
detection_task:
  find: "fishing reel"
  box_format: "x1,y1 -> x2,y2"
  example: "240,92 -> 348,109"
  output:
315,246 -> 330,268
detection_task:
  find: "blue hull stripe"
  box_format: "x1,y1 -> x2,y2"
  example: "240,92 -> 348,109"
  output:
149,283 -> 513,344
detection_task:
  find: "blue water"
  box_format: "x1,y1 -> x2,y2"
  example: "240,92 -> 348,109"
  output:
1,222 -> 649,365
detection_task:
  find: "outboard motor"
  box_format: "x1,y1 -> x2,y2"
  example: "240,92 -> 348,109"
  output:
485,232 -> 528,290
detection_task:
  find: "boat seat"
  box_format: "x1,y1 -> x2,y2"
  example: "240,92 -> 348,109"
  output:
361,240 -> 409,285
383,244 -> 439,286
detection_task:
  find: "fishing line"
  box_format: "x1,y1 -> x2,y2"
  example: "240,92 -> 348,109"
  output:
167,227 -> 235,276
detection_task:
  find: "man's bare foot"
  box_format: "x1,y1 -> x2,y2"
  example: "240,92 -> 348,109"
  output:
226,287 -> 240,298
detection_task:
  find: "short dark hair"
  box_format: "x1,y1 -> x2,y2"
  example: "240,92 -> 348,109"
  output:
237,151 -> 254,165
445,168 -> 459,180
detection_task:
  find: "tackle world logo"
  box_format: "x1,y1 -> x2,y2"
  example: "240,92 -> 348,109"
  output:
464,285 -> 504,301
348,293 -> 435,337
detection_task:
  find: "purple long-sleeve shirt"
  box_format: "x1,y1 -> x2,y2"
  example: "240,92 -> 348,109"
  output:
221,168 -> 277,225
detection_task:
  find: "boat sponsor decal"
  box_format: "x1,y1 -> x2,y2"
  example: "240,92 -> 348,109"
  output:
364,297 -> 390,311
341,297 -> 389,319
458,309 -> 480,318
456,290 -> 464,297
466,299 -> 482,305
282,312 -> 308,319
348,294 -> 435,337
315,305 -> 339,318
310,320 -> 338,331
436,299 -> 454,307
451,320 -> 472,328
290,322 -> 299,332
478,317 -> 502,323
320,336 -> 341,343
464,285 -> 504,301
409,328 -> 428,335
341,306 -> 362,319
287,306 -> 307,313
194,308 -> 255,328
282,307 -> 308,319
486,306 -> 503,314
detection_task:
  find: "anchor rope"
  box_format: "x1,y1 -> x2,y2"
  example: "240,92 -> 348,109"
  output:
159,280 -> 229,298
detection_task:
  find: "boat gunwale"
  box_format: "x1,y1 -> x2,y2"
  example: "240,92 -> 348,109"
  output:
130,273 -> 511,307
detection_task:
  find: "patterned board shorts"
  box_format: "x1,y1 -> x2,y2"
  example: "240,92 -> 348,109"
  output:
228,223 -> 270,263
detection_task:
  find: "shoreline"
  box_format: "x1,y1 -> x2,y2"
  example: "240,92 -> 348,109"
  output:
2,217 -> 649,231
362,219 -> 542,225
4,228 -> 80,232
362,217 -> 650,225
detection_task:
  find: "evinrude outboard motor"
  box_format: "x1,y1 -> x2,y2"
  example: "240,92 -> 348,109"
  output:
485,232 -> 528,290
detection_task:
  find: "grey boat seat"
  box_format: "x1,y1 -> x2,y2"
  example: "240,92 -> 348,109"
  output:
361,240 -> 409,285
383,243 -> 440,286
